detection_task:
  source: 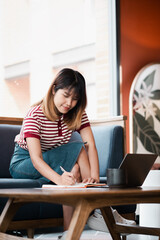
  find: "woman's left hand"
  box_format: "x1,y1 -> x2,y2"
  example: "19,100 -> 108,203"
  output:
82,177 -> 98,184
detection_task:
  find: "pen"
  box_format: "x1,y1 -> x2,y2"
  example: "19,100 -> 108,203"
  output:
60,166 -> 66,172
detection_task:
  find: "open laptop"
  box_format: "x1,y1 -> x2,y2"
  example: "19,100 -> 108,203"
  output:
119,153 -> 158,187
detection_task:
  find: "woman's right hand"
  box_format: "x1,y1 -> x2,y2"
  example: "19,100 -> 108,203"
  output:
59,171 -> 76,185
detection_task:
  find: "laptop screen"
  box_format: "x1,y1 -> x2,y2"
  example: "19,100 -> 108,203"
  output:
119,154 -> 157,187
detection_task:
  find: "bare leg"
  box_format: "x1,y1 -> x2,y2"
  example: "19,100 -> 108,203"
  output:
77,146 -> 91,180
71,163 -> 82,182
62,147 -> 90,230
70,147 -> 91,182
63,205 -> 75,231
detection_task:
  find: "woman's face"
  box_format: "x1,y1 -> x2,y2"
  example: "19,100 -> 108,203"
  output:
53,88 -> 78,114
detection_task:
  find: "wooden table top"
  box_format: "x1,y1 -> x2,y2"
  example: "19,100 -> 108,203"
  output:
0,187 -> 160,207
1,187 -> 160,240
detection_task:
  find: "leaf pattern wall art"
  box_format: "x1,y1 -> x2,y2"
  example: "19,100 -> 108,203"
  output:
129,63 -> 160,156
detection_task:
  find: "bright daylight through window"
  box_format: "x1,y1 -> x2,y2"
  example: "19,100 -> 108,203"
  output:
0,0 -> 118,120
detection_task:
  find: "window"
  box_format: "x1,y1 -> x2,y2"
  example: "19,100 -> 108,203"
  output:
0,0 -> 119,119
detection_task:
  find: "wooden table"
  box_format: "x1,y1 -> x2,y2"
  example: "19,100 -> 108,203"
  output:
0,187 -> 160,240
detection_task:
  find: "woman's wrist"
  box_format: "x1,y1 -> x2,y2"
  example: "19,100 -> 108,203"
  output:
90,164 -> 99,181
91,174 -> 99,183
51,173 -> 61,185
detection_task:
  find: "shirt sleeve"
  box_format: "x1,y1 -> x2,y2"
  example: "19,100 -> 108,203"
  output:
23,116 -> 41,140
77,111 -> 90,132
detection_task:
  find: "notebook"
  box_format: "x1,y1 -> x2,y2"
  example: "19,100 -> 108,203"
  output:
119,153 -> 158,187
42,183 -> 106,189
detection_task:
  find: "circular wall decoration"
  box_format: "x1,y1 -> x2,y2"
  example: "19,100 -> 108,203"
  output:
129,63 -> 160,156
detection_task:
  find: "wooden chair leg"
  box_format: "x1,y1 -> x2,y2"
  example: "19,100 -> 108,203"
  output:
121,235 -> 127,240
27,228 -> 34,238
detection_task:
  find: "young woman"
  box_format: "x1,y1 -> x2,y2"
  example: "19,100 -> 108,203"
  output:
9,68 -> 99,230
10,68 -> 135,237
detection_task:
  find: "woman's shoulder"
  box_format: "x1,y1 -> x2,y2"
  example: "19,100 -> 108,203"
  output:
81,111 -> 90,123
26,104 -> 43,117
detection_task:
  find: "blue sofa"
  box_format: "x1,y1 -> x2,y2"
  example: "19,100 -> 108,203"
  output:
0,116 -> 136,237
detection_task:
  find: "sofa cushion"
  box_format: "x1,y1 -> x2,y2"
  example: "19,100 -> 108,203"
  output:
0,124 -> 21,178
92,125 -> 124,177
70,125 -> 124,178
0,178 -> 46,188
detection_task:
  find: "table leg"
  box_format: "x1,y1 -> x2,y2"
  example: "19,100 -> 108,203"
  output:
101,206 -> 121,240
0,198 -> 23,233
66,199 -> 92,240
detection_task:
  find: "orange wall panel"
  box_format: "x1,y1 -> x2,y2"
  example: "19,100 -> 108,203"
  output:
120,0 -> 160,152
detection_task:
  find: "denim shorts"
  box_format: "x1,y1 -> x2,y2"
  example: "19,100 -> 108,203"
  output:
9,142 -> 84,182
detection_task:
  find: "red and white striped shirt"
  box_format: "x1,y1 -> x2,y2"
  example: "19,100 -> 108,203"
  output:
15,105 -> 90,152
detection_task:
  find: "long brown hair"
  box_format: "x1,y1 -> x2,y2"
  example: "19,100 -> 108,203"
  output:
34,68 -> 87,130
